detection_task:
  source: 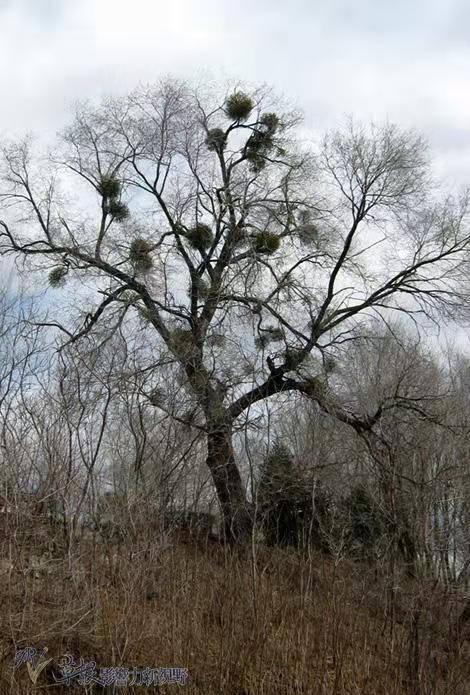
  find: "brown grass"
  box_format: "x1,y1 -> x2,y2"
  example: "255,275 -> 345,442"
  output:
1,520 -> 470,694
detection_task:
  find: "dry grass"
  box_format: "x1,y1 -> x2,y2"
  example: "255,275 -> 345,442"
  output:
0,519 -> 470,694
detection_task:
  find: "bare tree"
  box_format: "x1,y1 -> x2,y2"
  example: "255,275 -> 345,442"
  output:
1,79 -> 470,543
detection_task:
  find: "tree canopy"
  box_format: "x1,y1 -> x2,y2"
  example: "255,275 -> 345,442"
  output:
1,78 -> 470,542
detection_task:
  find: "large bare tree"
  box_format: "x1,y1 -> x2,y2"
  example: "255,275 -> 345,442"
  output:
1,79 -> 470,543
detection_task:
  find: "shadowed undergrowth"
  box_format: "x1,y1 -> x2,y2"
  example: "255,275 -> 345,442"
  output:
1,521 -> 470,694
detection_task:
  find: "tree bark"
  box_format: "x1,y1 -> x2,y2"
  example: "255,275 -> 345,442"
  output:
206,426 -> 252,545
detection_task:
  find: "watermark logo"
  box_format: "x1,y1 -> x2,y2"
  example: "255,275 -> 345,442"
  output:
14,647 -> 188,687
14,647 -> 52,685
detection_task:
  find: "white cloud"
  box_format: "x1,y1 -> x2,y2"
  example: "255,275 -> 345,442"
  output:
0,0 -> 469,185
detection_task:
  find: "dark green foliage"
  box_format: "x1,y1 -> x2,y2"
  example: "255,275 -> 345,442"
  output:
257,441 -> 304,547
205,128 -> 226,151
138,306 -> 153,322
169,328 -> 198,363
245,111 -> 280,172
260,112 -> 280,133
174,222 -> 186,235
190,277 -> 209,298
225,92 -> 253,121
304,376 -> 327,396
257,441 -> 331,551
187,224 -> 213,251
98,175 -> 121,199
343,485 -> 386,557
252,231 -> 281,254
284,347 -> 304,370
246,150 -> 266,173
48,266 -> 67,288
107,200 -> 129,221
121,290 -> 139,306
129,239 -> 153,272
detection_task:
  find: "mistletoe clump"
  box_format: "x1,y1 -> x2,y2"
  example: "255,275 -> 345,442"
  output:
137,306 -> 153,322
120,291 -> 139,306
205,128 -> 226,151
264,325 -> 285,341
187,278 -> 210,300
169,328 -> 198,363
107,200 -> 129,222
323,356 -> 336,374
48,266 -> 68,288
260,112 -> 280,132
284,347 -> 304,371
129,239 -> 153,272
297,223 -> 319,245
245,129 -> 272,172
187,223 -> 214,251
254,335 -> 269,349
98,175 -> 121,199
252,231 -> 281,254
225,92 -> 253,121
245,111 -> 281,172
305,376 -> 327,397
194,277 -> 210,298
148,387 -> 165,407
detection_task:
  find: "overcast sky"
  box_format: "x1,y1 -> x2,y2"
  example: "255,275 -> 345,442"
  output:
0,0 -> 470,186
1,0 -> 469,355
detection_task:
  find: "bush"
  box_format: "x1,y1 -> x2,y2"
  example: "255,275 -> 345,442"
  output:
257,441 -> 331,551
342,485 -> 387,559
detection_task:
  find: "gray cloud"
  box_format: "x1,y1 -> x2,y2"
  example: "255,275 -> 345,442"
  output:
0,0 -> 468,187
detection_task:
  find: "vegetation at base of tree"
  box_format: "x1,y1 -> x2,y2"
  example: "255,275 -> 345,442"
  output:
257,441 -> 332,551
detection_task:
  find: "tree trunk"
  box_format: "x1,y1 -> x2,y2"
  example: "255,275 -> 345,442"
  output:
206,426 -> 252,545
